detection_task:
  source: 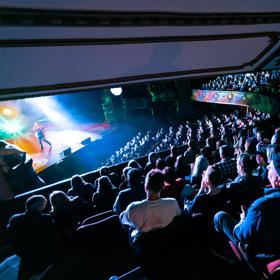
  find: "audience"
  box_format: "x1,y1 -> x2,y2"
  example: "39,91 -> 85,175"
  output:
93,165 -> 110,189
185,165 -> 225,216
144,152 -> 159,174
214,145 -> 237,182
120,169 -> 181,239
214,146 -> 280,256
0,140 -> 45,195
184,139 -> 198,164
165,145 -> 179,167
191,146 -> 211,186
49,191 -> 80,239
113,168 -> 146,214
254,151 -> 269,186
67,174 -> 95,203
174,154 -> 189,179
119,166 -> 132,191
4,108 -> 280,279
6,195 -> 57,280
92,176 -> 119,213
223,153 -> 264,213
161,166 -> 185,201
201,70 -> 280,95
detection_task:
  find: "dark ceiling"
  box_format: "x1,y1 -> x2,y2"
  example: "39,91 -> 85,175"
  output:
0,1 -> 280,99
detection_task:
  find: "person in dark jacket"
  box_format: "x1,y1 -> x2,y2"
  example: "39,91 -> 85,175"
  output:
68,174 -> 95,202
144,152 -> 159,175
113,168 -> 145,214
223,153 -> 264,213
92,176 -> 119,213
214,147 -> 280,255
185,165 -> 226,216
49,191 -> 79,238
6,195 -> 57,280
254,151 -> 269,186
165,146 -> 179,167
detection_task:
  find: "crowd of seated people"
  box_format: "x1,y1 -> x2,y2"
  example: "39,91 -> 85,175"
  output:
4,109 -> 280,279
200,69 -> 280,94
106,109 -> 271,165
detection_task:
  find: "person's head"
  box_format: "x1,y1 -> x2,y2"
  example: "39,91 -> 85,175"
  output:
71,174 -> 85,190
271,130 -> 280,145
188,140 -> 197,151
144,169 -> 164,194
155,158 -> 166,170
148,152 -> 159,165
25,195 -> 47,212
109,172 -> 120,187
255,151 -> 268,166
97,176 -> 114,193
128,160 -> 142,170
266,144 -> 276,163
206,137 -> 216,149
216,140 -> 227,152
268,147 -> 280,188
244,139 -> 256,154
175,155 -> 186,170
49,191 -> 71,212
253,127 -> 261,137
219,145 -> 234,160
203,165 -> 222,187
200,146 -> 212,158
237,153 -> 254,176
170,146 -> 179,157
127,168 -> 142,189
99,166 -> 110,177
162,166 -> 176,184
256,131 -> 264,142
122,166 -> 132,180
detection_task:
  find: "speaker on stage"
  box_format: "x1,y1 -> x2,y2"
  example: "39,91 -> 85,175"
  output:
81,137 -> 92,146
59,147 -> 72,159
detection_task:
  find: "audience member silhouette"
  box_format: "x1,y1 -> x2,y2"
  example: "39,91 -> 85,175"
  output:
214,146 -> 280,256
68,174 -> 95,203
113,168 -> 146,214
6,195 -> 57,280
92,176 -> 119,213
214,145 -> 237,182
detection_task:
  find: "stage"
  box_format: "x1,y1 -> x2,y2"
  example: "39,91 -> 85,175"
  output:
0,91 -> 116,176
8,122 -> 113,173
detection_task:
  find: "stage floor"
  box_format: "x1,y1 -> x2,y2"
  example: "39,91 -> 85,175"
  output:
10,123 -> 113,173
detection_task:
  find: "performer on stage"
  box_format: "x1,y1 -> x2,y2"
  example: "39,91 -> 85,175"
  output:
32,122 -> 52,151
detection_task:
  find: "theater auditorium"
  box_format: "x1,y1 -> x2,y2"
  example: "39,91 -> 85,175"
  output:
0,1 -> 280,279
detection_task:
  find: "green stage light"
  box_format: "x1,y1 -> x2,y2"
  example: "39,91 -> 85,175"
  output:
0,119 -> 23,135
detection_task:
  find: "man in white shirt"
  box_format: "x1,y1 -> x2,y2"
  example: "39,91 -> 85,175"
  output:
120,169 -> 181,238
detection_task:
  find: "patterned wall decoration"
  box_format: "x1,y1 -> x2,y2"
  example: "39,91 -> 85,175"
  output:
191,89 -> 280,114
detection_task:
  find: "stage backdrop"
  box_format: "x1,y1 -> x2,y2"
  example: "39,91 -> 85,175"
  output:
191,89 -> 280,114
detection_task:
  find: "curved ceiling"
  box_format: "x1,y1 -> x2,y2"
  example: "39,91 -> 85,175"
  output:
0,1 -> 280,99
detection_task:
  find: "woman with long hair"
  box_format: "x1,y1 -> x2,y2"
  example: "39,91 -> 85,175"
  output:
68,174 -> 95,202
92,176 -> 119,213
49,191 -> 78,238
